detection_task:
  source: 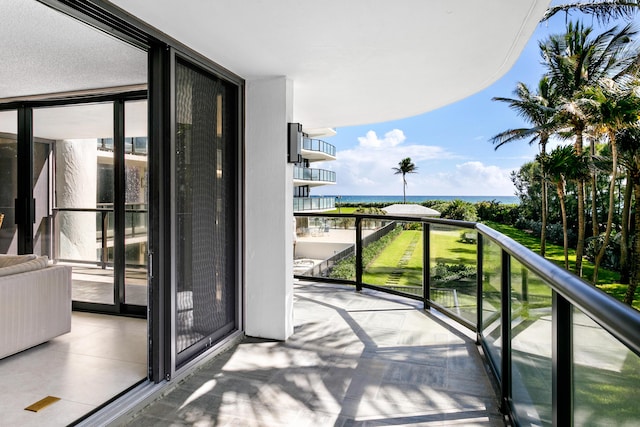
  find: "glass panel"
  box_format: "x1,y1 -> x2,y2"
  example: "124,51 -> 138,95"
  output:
0,112 -> 18,254
429,224 -> 477,322
362,219 -> 421,295
481,236 -> 502,372
510,259 -> 552,426
299,215 -> 357,281
43,103 -> 115,304
33,141 -> 52,257
573,307 -> 640,426
124,100 -> 148,306
175,60 -> 236,356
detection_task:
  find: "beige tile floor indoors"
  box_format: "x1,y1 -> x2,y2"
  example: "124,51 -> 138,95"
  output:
0,312 -> 147,427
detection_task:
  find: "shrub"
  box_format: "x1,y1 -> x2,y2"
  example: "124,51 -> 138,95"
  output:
440,199 -> 477,221
431,262 -> 476,286
476,200 -> 520,225
585,233 -> 621,271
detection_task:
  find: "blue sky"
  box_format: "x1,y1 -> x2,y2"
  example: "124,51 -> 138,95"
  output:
317,10 -> 624,197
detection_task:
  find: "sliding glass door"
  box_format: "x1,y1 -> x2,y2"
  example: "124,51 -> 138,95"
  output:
173,57 -> 238,364
27,99 -> 149,313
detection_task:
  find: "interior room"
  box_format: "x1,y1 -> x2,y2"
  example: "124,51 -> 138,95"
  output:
0,1 -> 149,425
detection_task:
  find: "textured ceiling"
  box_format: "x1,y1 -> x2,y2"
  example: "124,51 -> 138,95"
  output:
0,0 -> 146,101
0,0 -> 549,133
109,0 -> 550,128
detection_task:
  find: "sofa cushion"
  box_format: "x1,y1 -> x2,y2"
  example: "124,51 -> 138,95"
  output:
0,254 -> 37,268
0,256 -> 48,277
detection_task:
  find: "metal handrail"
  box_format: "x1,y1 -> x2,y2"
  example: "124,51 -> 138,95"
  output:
294,212 -> 640,357
476,222 -> 640,357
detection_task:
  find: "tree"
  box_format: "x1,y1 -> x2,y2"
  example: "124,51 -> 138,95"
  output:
542,145 -> 590,268
583,79 -> 640,282
616,127 -> 640,304
542,0 -> 640,23
539,20 -> 638,277
491,77 -> 558,256
392,157 -> 418,203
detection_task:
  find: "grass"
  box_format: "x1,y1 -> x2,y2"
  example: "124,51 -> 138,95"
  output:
352,221 -> 640,422
484,221 -> 639,310
363,230 -> 422,287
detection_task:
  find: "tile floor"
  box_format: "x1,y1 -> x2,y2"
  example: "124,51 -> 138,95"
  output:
123,282 -> 504,426
0,312 -> 147,427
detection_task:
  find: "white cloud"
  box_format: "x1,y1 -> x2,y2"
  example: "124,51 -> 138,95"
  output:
358,129 -> 406,148
417,162 -> 516,196
315,129 -> 517,197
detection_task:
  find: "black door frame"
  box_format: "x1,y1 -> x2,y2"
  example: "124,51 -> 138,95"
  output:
17,0 -> 245,384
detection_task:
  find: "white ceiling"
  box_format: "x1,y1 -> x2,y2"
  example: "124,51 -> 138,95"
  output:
0,0 -> 549,135
109,0 -> 550,128
0,0 -> 147,101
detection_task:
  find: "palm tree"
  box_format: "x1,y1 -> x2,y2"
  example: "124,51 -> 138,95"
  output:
392,157 -> 418,203
539,20 -> 638,276
542,145 -> 591,269
491,77 -> 558,256
542,0 -> 640,23
583,79 -> 640,282
618,127 -> 640,304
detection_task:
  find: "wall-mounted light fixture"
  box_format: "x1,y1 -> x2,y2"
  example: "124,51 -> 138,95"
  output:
288,122 -> 302,163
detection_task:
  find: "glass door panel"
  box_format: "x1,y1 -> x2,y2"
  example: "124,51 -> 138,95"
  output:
174,59 -> 237,361
37,103 -> 116,305
124,100 -> 148,306
0,110 -> 18,254
33,140 -> 52,258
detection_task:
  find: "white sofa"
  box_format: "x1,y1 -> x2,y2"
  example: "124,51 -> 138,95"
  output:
0,254 -> 72,359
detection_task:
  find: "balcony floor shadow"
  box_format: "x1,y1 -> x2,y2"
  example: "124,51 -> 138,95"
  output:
125,281 -> 505,426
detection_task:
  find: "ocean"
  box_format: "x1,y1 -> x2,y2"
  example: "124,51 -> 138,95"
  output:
329,195 -> 519,204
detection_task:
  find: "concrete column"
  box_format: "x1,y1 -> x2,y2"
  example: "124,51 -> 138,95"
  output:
55,139 -> 97,261
245,77 -> 294,340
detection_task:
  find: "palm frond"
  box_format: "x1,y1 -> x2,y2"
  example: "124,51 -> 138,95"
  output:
542,1 -> 640,24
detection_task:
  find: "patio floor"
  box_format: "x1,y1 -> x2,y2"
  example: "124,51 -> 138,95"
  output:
123,281 -> 505,426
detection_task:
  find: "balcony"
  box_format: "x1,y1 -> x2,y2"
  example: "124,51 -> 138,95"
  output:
294,196 -> 336,212
124,281 -> 503,425
290,213 -> 640,426
301,137 -> 336,161
293,166 -> 336,187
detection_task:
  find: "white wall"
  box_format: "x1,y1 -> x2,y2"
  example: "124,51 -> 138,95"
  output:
245,77 -> 294,340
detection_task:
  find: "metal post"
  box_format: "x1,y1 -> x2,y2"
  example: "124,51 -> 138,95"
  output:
17,107 -> 34,254
423,222 -> 430,310
553,291 -> 573,426
101,210 -> 108,268
500,249 -> 512,415
355,216 -> 362,291
476,232 -> 483,340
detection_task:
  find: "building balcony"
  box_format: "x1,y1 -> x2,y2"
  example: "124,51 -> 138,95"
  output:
289,213 -> 640,426
293,166 -> 336,187
294,196 -> 336,212
124,280 -> 502,425
301,137 -> 336,161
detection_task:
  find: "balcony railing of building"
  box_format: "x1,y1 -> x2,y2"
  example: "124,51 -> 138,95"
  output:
53,203 -> 148,268
293,166 -> 336,183
293,196 -> 336,212
293,212 -> 640,427
302,137 -> 336,157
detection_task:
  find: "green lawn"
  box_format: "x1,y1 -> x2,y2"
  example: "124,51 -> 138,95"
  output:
363,230 -> 423,287
484,221 -> 639,310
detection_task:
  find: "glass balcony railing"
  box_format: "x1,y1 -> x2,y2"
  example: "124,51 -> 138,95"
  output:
302,137 -> 336,157
293,212 -> 640,426
293,166 -> 336,183
293,196 -> 336,212
53,204 -> 148,267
